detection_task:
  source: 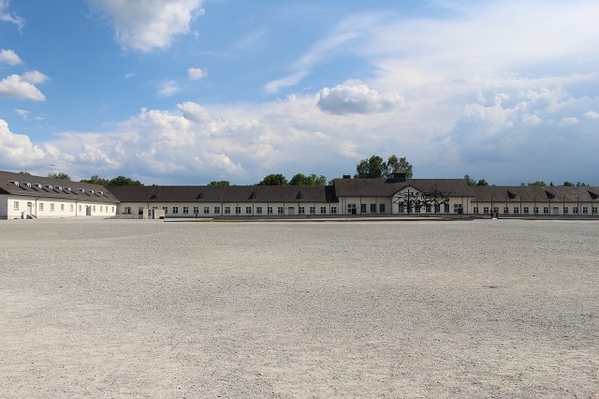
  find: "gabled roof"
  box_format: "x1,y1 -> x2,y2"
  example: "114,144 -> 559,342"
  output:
471,185 -> 599,202
0,170 -> 119,203
332,178 -> 475,198
107,185 -> 338,203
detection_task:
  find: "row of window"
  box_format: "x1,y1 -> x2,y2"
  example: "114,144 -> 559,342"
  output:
473,206 -> 598,215
149,206 -> 341,215
13,201 -> 114,214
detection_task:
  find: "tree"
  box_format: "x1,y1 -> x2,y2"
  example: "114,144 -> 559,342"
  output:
385,155 -> 413,179
563,181 -> 574,186
18,171 -> 31,175
289,173 -> 327,186
47,172 -> 71,180
258,173 -> 288,185
80,175 -> 110,185
208,180 -> 230,186
355,154 -> 412,179
464,175 -> 476,186
527,181 -> 547,187
476,179 -> 489,186
108,176 -> 143,186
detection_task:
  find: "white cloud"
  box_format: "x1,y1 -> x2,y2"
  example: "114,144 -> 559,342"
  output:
0,0 -> 24,30
317,83 -> 403,115
0,71 -> 49,101
187,67 -> 206,80
91,0 -> 204,52
558,117 -> 579,126
264,71 -> 309,94
0,49 -> 22,65
158,80 -> 179,96
13,108 -> 29,118
584,110 -> 599,119
0,119 -> 46,168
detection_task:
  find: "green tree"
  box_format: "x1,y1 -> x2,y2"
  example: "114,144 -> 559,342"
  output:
289,173 -> 327,186
80,175 -> 110,185
18,171 -> 31,175
476,179 -> 489,186
208,180 -> 230,186
527,181 -> 547,187
258,173 -> 288,185
108,176 -> 143,186
355,154 -> 412,179
47,172 -> 71,180
563,181 -> 574,186
464,175 -> 476,186
385,155 -> 413,179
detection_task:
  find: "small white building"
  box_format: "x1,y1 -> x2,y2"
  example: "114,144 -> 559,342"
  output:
0,170 -> 120,219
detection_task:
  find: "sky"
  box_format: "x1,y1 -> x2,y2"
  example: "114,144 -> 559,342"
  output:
1,0 -> 598,185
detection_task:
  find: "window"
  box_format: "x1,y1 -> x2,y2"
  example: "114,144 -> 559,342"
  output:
93,206 -> 96,212
425,204 -> 431,212
112,206 -> 115,212
214,206 -> 220,214
533,207 -> 539,214
60,204 -> 64,212
493,207 -> 499,215
40,203 -> 44,211
235,206 -> 241,214
256,207 -> 263,214
162,206 -> 168,214
483,207 -> 489,214
415,205 -> 421,213
473,207 -> 479,214
573,207 -> 578,214
444,204 -> 450,213
370,204 -> 376,213
13,201 -> 19,210
173,206 -> 179,214
582,207 -> 588,214
543,206 -> 549,214
277,206 -> 284,214
50,203 -> 55,212
183,207 -> 189,214
246,206 -> 252,214
593,207 -> 598,215
331,206 -> 337,214
203,207 -> 209,214
225,207 -> 231,214
79,205 -> 83,212
523,207 -> 529,214
347,204 -> 357,214
320,206 -> 327,214
268,206 -> 273,214
70,204 -> 74,212
299,206 -> 305,214
563,207 -> 568,214
361,204 -> 367,213
434,204 -> 440,213
193,206 -> 199,214
379,204 -> 385,213
399,204 -> 406,213
503,207 -> 509,214
513,207 -> 519,214
453,204 -> 462,214
309,206 -> 315,214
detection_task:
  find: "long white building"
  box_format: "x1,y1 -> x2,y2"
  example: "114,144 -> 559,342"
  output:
2,169 -> 598,219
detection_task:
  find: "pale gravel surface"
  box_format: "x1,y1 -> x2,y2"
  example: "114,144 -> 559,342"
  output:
0,218 -> 597,398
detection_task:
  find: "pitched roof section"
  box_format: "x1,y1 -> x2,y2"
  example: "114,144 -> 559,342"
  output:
107,185 -> 338,203
332,178 -> 475,198
0,170 -> 119,203
470,185 -> 599,202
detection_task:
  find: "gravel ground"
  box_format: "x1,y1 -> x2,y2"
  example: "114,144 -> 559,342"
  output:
0,218 -> 598,398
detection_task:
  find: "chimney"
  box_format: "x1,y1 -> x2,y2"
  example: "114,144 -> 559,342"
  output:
393,170 -> 406,182
342,174 -> 352,179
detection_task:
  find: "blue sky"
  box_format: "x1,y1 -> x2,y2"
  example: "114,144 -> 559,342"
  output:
1,0 -> 598,185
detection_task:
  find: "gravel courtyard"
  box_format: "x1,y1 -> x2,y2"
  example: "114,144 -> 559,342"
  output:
0,218 -> 597,398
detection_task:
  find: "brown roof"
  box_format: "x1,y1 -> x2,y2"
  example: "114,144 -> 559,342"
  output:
107,185 -> 338,203
471,185 -> 599,202
332,178 -> 475,198
0,170 -> 119,203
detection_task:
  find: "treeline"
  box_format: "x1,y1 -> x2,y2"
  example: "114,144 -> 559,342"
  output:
464,175 -> 589,187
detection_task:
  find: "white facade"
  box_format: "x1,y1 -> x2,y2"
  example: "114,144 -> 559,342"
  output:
2,195 -> 117,219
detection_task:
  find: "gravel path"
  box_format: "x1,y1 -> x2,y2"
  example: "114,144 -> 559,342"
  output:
1,218 -> 598,398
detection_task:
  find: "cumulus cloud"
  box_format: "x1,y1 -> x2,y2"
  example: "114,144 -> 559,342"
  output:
0,119 -> 46,168
0,71 -> 50,101
317,84 -> 403,115
558,117 -> 579,126
0,49 -> 22,65
187,67 -> 206,80
91,0 -> 204,52
584,110 -> 599,119
0,0 -> 24,30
